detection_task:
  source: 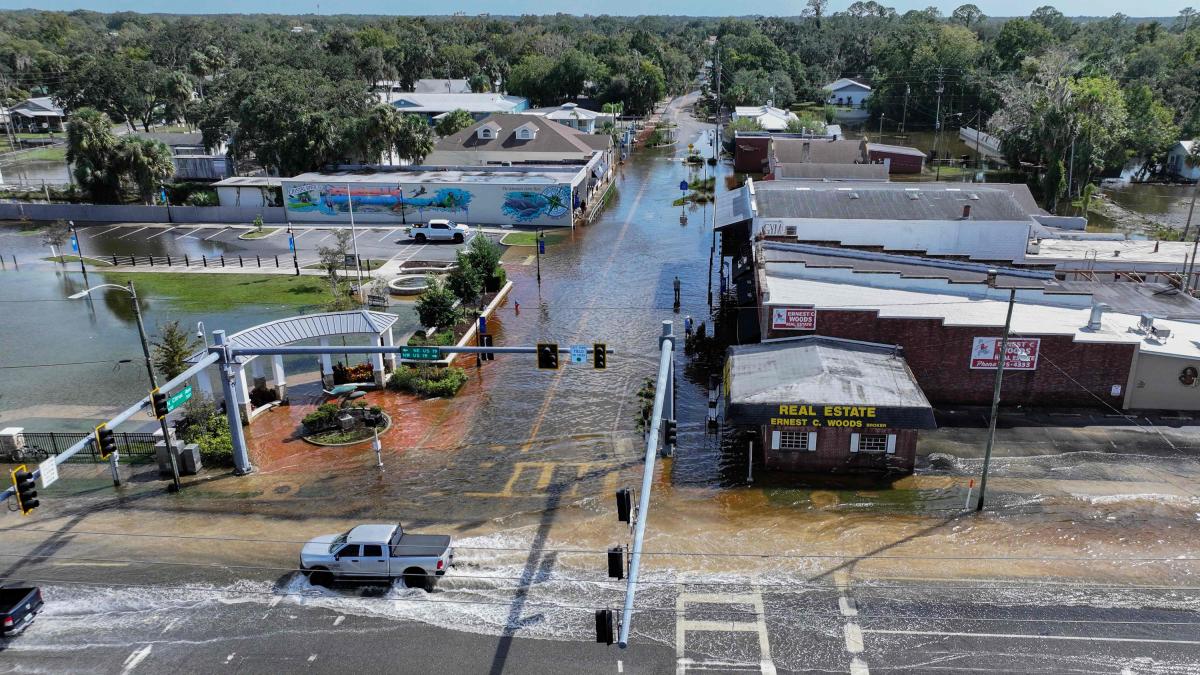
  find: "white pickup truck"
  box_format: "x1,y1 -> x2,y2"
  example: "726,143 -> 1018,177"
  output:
406,219 -> 469,243
300,523 -> 453,591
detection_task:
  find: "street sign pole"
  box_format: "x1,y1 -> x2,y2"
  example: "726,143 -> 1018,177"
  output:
976,287 -> 1016,512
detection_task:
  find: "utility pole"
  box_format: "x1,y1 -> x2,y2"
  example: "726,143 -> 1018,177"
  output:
878,114 -> 885,142
976,285 -> 1017,512
68,220 -> 89,286
933,70 -> 944,181
345,183 -> 364,302
1067,136 -> 1076,202
975,102 -> 982,172
901,83 -> 910,134
124,282 -> 182,493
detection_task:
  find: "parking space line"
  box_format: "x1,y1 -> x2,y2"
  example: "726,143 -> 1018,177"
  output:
177,227 -> 203,238
95,224 -> 124,236
861,629 -> 1200,645
204,228 -> 229,241
378,228 -> 399,242
293,228 -> 313,239
117,226 -> 150,239
145,226 -> 178,239
316,232 -> 333,244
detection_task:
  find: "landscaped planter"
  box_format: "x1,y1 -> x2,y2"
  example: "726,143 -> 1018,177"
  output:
388,275 -> 430,296
302,410 -> 391,447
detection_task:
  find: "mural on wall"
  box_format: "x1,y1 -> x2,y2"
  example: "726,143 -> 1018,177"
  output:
501,185 -> 572,223
285,183 -> 473,219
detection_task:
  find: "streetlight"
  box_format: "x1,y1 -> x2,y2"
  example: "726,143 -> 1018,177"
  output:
69,281 -> 182,492
536,228 -> 545,285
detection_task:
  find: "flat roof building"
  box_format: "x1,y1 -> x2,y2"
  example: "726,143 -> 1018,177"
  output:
724,335 -> 934,474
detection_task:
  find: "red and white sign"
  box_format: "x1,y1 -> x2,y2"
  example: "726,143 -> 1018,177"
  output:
771,307 -> 817,331
969,337 -> 1040,370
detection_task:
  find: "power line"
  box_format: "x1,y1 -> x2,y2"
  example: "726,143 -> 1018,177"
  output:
4,528 -> 1199,563
2,574 -> 1199,628
0,358 -> 137,370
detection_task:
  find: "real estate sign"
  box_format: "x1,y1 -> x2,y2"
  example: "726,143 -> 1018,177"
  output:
771,307 -> 817,331
969,337 -> 1040,371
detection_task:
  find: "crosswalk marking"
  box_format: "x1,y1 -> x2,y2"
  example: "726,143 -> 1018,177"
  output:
676,588 -> 775,675
464,461 -> 619,498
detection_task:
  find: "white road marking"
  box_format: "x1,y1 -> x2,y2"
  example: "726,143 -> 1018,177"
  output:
844,624 -> 864,654
849,657 -> 870,675
316,232 -> 333,244
839,597 -> 858,617
377,228 -> 399,242
268,595 -> 282,608
616,660 -> 623,673
177,227 -> 203,238
675,589 -> 775,675
117,226 -> 150,239
308,654 -> 317,662
292,228 -> 313,239
204,228 -> 229,241
862,629 -> 1200,645
96,224 -> 124,236
333,615 -> 345,626
121,645 -> 152,673
225,653 -> 236,663
145,226 -> 178,239
160,617 -> 180,634
522,254 -> 535,265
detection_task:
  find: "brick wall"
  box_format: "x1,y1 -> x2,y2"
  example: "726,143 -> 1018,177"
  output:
764,425 -> 918,473
763,310 -> 1136,407
733,136 -> 770,173
868,149 -> 923,174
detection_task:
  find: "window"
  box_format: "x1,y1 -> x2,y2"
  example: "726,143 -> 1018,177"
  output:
857,434 -> 889,453
362,545 -> 383,558
336,544 -> 360,558
778,431 -> 811,451
432,222 -> 447,229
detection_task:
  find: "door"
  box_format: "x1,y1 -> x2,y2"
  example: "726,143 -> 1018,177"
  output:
356,544 -> 389,577
333,544 -> 363,575
430,222 -> 450,239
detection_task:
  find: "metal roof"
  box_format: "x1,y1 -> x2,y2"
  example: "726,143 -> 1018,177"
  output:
772,138 -> 867,165
726,336 -> 931,409
433,114 -> 609,156
773,163 -> 889,181
185,310 -> 399,364
715,185 -> 754,229
752,182 -> 1032,222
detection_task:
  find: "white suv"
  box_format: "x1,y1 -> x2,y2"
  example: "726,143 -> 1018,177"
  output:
407,219 -> 469,243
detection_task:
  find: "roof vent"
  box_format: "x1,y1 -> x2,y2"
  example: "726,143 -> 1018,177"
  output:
1139,314 -> 1155,333
1087,303 -> 1110,330
907,192 -> 919,200
969,193 -> 980,200
962,204 -> 972,219
849,192 -> 860,199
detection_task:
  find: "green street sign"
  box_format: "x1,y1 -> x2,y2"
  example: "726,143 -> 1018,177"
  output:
166,384 -> 193,412
400,346 -> 441,361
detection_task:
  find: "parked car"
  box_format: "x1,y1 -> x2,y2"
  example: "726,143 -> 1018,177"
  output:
300,523 -> 453,591
1,586 -> 43,636
407,219 -> 469,243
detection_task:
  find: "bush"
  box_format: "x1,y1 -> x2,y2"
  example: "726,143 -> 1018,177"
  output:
175,396 -> 234,467
447,249 -> 484,305
416,277 -> 460,329
302,403 -> 342,430
387,365 -> 468,398
407,329 -> 454,347
184,190 -> 218,206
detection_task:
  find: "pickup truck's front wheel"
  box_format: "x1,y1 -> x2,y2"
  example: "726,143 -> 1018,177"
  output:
402,567 -> 435,592
306,567 -> 333,588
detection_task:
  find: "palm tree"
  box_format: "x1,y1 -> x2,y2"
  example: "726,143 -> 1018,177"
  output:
1181,141 -> 1200,241
117,137 -> 175,205
66,107 -> 122,203
392,113 -> 435,165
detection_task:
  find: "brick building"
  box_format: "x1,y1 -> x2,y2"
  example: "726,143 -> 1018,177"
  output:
724,336 -> 935,474
751,243 -> 1200,411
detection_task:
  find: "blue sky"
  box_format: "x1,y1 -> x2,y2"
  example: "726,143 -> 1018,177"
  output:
0,0 -> 1186,18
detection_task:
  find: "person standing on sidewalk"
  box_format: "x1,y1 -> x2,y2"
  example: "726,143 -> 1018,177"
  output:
673,275 -> 681,310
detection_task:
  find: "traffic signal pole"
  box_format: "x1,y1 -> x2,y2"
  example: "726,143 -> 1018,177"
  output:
0,352 -> 219,503
617,321 -> 676,648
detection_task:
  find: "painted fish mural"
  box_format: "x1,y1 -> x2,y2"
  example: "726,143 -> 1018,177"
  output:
285,184 -> 473,218
501,185 -> 572,223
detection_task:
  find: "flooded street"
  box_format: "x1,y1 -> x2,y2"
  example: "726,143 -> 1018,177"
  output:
4,96 -> 1200,673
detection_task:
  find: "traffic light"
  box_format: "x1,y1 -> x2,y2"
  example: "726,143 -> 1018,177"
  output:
480,334 -> 495,361
536,343 -> 559,370
615,488 -> 632,523
607,547 -> 625,580
96,426 -> 116,460
151,390 -> 169,419
11,467 -> 39,515
595,609 -> 615,645
664,419 -> 678,447
593,343 -> 607,370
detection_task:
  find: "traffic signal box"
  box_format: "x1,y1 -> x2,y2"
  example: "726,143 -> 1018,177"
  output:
595,609 -> 615,645
11,466 -> 39,515
593,343 -> 607,370
95,425 -> 116,460
151,389 -> 169,419
537,343 -> 559,370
